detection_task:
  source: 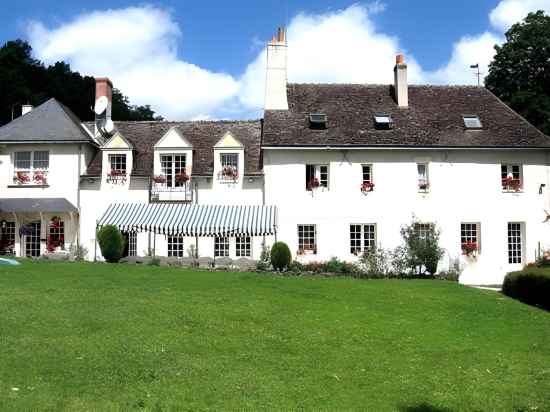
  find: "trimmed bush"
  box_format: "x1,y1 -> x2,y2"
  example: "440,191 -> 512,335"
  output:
502,268 -> 550,310
270,242 -> 291,271
97,225 -> 125,263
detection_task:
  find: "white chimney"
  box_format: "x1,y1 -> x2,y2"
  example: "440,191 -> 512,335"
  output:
21,105 -> 33,115
394,54 -> 408,108
265,27 -> 288,110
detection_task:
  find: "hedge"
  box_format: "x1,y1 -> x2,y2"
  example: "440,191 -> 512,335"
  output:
270,242 -> 291,271
502,268 -> 550,311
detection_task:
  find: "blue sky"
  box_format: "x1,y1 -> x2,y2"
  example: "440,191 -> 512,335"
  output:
0,0 -> 548,119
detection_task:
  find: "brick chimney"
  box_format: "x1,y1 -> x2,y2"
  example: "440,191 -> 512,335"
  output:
394,54 -> 408,108
265,27 -> 288,111
95,77 -> 113,120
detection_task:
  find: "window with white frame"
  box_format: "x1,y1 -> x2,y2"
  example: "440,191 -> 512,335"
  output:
0,221 -> 16,255
306,165 -> 329,190
507,222 -> 523,264
214,237 -> 229,257
127,232 -> 137,257
167,235 -> 184,257
109,154 -> 127,174
298,224 -> 317,254
350,224 -> 376,255
417,163 -> 429,191
219,153 -> 239,181
13,151 -> 49,184
236,236 -> 251,257
362,164 -> 373,184
414,223 -> 435,241
161,154 -> 186,187
460,223 -> 480,252
501,164 -> 522,191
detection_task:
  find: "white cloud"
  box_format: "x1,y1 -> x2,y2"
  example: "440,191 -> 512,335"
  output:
239,4 -> 425,110
489,0 -> 550,32
27,6 -> 239,120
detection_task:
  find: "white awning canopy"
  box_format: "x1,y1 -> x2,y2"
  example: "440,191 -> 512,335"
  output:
97,203 -> 277,237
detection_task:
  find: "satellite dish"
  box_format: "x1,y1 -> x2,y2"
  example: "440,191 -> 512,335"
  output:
104,119 -> 115,134
94,96 -> 108,115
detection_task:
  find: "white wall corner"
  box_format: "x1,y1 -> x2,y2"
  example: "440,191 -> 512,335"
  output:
265,28 -> 288,111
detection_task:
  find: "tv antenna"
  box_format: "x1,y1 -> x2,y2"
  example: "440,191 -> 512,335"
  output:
470,64 -> 482,86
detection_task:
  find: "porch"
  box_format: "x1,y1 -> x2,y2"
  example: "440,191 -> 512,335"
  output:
0,198 -> 78,258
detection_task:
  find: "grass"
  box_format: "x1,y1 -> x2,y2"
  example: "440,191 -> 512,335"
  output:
0,261 -> 549,411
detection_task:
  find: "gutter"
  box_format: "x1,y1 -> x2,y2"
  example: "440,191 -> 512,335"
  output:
261,145 -> 550,150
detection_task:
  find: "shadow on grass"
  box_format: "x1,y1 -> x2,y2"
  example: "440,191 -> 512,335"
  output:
399,403 -> 453,412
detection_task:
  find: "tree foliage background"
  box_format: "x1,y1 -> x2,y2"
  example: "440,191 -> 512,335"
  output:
486,11 -> 550,136
0,40 -> 162,126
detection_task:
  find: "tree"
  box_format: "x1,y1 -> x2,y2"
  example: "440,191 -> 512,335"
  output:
0,40 -> 162,126
400,221 -> 444,276
97,225 -> 125,263
486,11 -> 550,136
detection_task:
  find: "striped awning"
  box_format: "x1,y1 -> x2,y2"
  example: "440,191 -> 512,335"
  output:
97,203 -> 277,236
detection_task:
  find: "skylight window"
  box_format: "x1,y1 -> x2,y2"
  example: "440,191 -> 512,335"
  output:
309,113 -> 327,129
463,115 -> 482,129
374,113 -> 393,129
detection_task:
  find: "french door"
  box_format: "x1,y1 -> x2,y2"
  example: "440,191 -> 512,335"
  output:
25,222 -> 41,257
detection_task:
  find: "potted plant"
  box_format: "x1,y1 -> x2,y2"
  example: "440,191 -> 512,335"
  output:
175,171 -> 190,184
418,180 -> 430,191
152,174 -> 167,184
219,166 -> 238,181
361,181 -> 375,193
461,241 -> 478,258
14,171 -> 30,185
501,176 -> 522,192
33,171 -> 47,185
307,177 -> 320,191
107,169 -> 127,184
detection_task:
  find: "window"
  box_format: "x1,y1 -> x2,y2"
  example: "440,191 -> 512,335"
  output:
236,236 -> 251,257
415,223 -> 434,241
47,217 -> 64,252
461,223 -> 480,252
362,164 -> 373,184
463,115 -> 482,129
306,165 -> 329,190
13,151 -> 49,185
168,235 -> 184,257
350,224 -> 376,255
508,222 -> 523,264
417,163 -> 429,191
214,237 -> 229,257
128,232 -> 137,257
220,153 -> 238,169
161,154 -> 186,187
298,225 -> 317,254
25,222 -> 41,257
374,113 -> 393,129
0,221 -> 15,255
309,113 -> 327,129
501,164 -> 522,191
109,154 -> 127,174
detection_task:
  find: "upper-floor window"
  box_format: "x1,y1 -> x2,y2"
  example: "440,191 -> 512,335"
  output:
306,164 -> 328,191
109,154 -> 127,174
161,154 -> 187,187
219,153 -> 239,181
463,115 -> 482,129
13,151 -> 49,185
417,163 -> 429,191
501,164 -> 522,192
374,113 -> 393,130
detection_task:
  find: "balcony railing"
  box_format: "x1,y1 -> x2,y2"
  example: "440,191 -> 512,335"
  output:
12,170 -> 49,186
151,182 -> 193,202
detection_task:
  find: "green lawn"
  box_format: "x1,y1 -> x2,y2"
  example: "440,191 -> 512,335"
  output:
0,262 -> 549,411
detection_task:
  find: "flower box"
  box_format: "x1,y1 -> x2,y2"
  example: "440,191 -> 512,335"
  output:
152,175 -> 167,184
418,180 -> 430,191
361,181 -> 375,193
501,177 -> 522,192
461,241 -> 478,257
13,171 -> 31,185
175,171 -> 190,184
307,177 -> 320,191
107,169 -> 127,184
33,171 -> 48,185
218,166 -> 238,182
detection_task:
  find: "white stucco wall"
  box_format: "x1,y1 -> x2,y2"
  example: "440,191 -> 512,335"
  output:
264,148 -> 550,285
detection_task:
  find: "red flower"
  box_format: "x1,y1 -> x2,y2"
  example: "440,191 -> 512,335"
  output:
307,177 -> 320,190
175,171 -> 190,183
361,181 -> 375,192
461,241 -> 478,256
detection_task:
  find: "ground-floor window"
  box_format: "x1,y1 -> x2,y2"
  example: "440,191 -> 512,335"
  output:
350,224 -> 376,255
507,222 -> 523,264
236,236 -> 251,257
460,222 -> 480,254
0,221 -> 16,255
128,232 -> 137,257
298,224 -> 317,254
214,237 -> 229,257
167,235 -> 184,257
47,217 -> 65,252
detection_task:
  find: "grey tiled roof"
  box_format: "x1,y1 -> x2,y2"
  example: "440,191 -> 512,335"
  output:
0,98 -> 93,143
84,120 -> 262,176
263,84 -> 550,147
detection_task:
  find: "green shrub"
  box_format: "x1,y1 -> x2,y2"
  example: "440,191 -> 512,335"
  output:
257,242 -> 272,271
359,248 -> 391,278
324,257 -> 358,274
270,242 -> 291,271
502,268 -> 550,310
97,225 -> 125,263
400,221 -> 444,275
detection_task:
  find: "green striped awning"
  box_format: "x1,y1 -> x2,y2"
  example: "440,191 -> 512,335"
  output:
97,203 -> 277,236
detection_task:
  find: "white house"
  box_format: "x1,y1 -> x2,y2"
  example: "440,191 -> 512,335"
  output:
1,27 -> 549,285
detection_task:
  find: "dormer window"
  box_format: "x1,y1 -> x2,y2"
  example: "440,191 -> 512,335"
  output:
109,154 -> 127,174
374,113 -> 393,130
463,115 -> 482,129
309,113 -> 327,129
219,153 -> 239,181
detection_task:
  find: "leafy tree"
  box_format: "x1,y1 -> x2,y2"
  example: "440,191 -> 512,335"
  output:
400,221 -> 444,276
97,225 -> 125,263
0,40 -> 162,126
486,11 -> 550,136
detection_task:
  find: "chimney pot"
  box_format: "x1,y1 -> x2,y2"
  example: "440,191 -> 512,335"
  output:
396,53 -> 405,65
